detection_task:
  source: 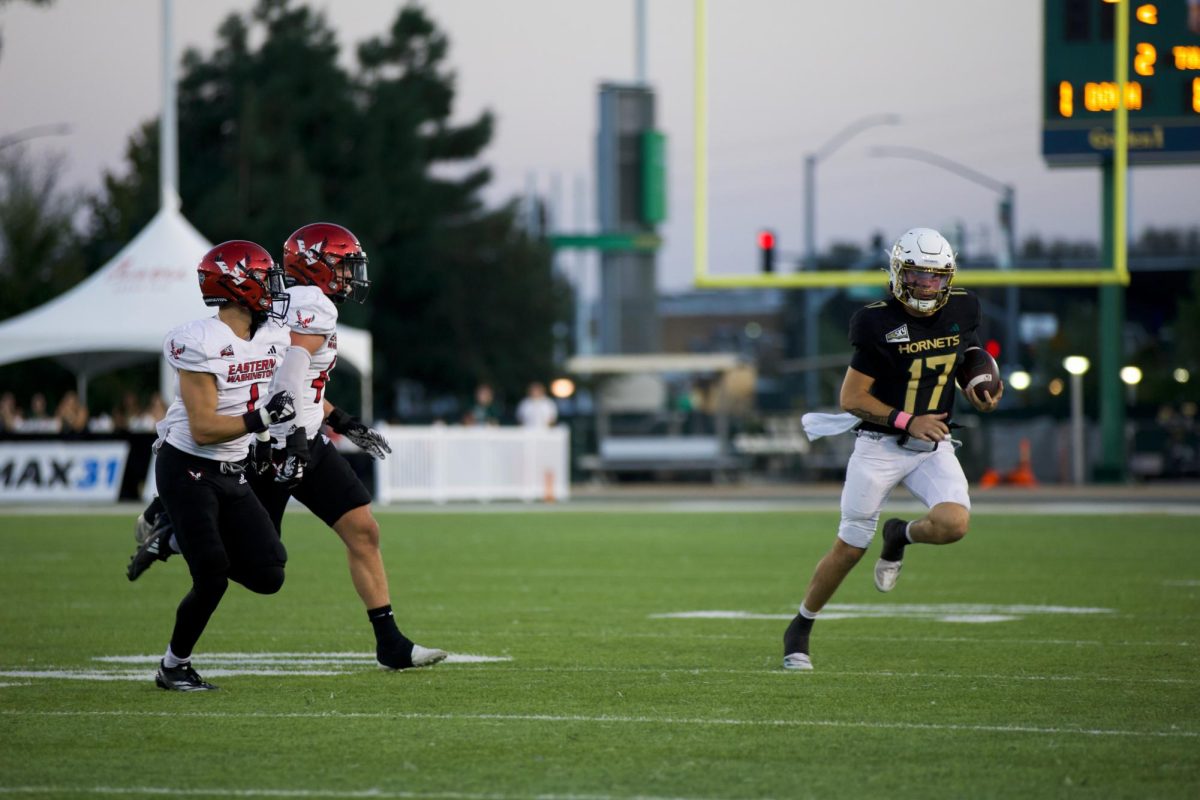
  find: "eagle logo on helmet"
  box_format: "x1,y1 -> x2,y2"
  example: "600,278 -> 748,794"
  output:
214,256 -> 248,286
295,237 -> 324,266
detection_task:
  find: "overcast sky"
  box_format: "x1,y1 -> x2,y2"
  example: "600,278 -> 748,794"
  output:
1,0 -> 1196,291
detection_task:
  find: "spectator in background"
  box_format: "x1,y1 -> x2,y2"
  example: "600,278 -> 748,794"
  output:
56,391 -> 89,437
462,383 -> 500,426
18,392 -> 59,433
0,392 -> 23,432
516,381 -> 558,428
132,393 -> 168,432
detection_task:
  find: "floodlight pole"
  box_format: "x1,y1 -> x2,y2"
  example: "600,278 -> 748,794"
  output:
160,0 -> 180,211
1069,371 -> 1085,486
802,114 -> 899,408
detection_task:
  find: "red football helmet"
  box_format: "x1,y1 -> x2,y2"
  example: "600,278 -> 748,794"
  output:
282,222 -> 370,303
197,240 -> 289,321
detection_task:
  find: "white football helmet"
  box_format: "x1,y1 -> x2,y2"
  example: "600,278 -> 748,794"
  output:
888,228 -> 956,313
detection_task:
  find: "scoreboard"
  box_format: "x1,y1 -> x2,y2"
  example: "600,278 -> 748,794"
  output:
1043,0 -> 1200,165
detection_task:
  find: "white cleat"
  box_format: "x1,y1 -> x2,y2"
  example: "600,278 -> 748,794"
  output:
874,558 -> 903,592
782,652 -> 813,671
411,644 -> 448,668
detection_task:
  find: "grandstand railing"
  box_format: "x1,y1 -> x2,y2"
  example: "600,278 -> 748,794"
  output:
374,425 -> 570,504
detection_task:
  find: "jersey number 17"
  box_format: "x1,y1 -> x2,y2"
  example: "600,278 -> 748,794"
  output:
904,355 -> 956,413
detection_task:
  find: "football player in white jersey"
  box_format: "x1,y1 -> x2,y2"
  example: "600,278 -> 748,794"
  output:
255,222 -> 445,670
148,240 -> 297,691
128,224 -> 446,672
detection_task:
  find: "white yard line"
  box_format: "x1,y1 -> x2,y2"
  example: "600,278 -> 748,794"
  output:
2,663 -> 1193,687
1,708 -> 1194,739
426,665 -> 1198,686
0,787 -> 726,800
435,629 -> 1198,647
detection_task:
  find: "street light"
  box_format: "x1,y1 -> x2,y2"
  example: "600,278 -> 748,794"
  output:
1063,356 -> 1091,485
0,123 -> 72,152
1120,365 -> 1142,405
805,114 -> 901,272
1008,370 -> 1032,391
870,145 -> 1020,375
801,113 -> 900,408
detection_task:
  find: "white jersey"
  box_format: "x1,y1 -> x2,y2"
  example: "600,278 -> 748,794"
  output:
270,285 -> 339,442
156,316 -> 290,462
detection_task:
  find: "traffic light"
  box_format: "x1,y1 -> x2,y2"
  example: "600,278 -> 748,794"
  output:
985,339 -> 1002,359
758,229 -> 776,273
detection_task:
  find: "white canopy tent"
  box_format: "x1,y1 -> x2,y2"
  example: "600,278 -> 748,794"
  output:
0,205 -> 374,418
0,0 -> 373,419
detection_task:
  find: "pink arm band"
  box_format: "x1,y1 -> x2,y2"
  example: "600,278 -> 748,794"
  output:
892,411 -> 913,431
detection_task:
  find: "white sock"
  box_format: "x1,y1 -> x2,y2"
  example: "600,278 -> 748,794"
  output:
162,645 -> 188,669
798,603 -> 818,620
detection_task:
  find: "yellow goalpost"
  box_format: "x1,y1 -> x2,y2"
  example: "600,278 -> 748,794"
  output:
690,0 -> 1131,290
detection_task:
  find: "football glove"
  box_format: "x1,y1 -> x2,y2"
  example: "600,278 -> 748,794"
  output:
326,406 -> 391,460
250,432 -> 277,479
274,427 -> 309,487
243,390 -> 296,433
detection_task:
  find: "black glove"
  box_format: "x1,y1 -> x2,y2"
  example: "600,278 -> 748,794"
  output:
250,432 -> 277,479
326,406 -> 392,460
274,427 -> 309,487
243,390 -> 296,433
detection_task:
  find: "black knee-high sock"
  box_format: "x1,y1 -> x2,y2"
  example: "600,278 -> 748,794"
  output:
368,604 -> 413,651
169,576 -> 228,660
881,523 -> 909,562
783,613 -> 814,655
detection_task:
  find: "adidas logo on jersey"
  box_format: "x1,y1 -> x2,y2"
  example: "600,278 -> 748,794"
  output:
220,345 -> 235,358
885,324 -> 910,343
267,346 -> 278,355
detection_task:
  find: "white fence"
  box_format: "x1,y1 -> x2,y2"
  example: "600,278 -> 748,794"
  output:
374,425 -> 570,504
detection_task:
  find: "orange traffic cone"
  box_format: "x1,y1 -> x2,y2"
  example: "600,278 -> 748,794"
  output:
979,468 -> 1002,489
1005,438 -> 1039,487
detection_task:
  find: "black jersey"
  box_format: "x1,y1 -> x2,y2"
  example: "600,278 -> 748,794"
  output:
848,289 -> 982,433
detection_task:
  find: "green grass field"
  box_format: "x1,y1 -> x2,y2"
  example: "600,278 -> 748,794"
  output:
1,507 -> 1198,799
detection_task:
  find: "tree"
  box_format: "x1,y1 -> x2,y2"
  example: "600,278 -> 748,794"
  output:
85,0 -> 570,415
0,146 -> 86,402
349,5 -> 569,404
0,147 -> 84,319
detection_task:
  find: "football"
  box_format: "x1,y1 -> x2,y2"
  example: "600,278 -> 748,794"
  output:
955,346 -> 1002,404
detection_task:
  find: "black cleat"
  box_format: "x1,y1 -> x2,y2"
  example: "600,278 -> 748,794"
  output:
155,660 -> 218,692
126,525 -> 174,581
377,642 -> 448,671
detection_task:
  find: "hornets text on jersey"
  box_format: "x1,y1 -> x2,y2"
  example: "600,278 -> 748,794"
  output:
848,289 -> 982,434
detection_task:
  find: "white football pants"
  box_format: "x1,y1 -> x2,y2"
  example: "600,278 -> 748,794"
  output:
837,432 -> 971,549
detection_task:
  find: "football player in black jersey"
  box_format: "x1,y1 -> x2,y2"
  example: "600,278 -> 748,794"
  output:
783,228 -> 1002,671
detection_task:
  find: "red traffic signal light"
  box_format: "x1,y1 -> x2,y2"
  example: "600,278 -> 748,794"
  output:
985,339 -> 1001,359
758,229 -> 776,273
